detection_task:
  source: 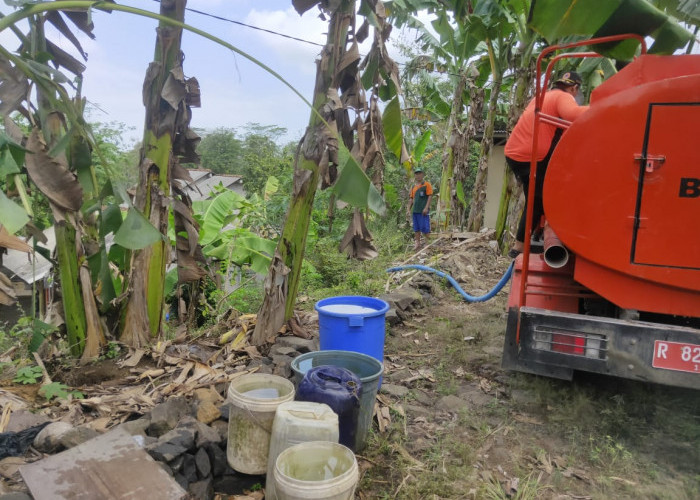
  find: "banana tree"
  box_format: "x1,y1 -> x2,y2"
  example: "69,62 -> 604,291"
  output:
0,6 -> 109,359
252,0 -> 400,345
466,0 -> 519,232
120,0 -> 205,347
390,0 -> 489,229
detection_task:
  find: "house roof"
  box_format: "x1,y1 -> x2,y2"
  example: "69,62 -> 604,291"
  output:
1,247 -> 52,284
180,169 -> 243,202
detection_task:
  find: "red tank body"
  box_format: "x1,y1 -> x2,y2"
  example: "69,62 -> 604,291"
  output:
543,55 -> 700,317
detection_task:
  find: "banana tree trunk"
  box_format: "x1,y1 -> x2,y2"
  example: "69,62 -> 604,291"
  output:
252,0 -> 354,346
467,69 -> 503,232
452,78 -> 483,228
54,221 -> 86,356
497,56 -> 535,246
29,18 -> 90,357
436,68 -> 469,230
121,0 -> 187,347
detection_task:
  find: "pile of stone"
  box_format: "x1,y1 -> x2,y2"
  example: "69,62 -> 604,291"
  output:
0,336 -> 321,500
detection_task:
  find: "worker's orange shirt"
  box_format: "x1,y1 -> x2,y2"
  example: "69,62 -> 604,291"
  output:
504,89 -> 589,162
410,181 -> 433,199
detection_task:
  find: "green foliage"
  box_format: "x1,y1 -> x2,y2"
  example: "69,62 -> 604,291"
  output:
13,365 -> 43,384
197,123 -> 293,196
38,382 -> 84,401
103,341 -> 121,360
529,0 -> 694,58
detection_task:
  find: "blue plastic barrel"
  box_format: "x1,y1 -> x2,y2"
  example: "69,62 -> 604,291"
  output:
315,296 -> 389,375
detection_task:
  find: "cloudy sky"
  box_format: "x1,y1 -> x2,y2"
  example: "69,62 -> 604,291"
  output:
0,0 -> 422,146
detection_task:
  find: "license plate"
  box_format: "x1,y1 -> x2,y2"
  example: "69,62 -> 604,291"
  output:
652,340 -> 700,374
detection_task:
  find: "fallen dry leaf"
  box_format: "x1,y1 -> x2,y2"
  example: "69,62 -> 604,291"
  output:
119,349 -> 144,368
513,413 -> 544,426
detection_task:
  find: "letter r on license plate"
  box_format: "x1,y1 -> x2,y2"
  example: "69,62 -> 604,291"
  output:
652,340 -> 700,374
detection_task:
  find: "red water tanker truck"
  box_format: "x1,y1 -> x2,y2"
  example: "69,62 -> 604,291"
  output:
502,35 -> 700,390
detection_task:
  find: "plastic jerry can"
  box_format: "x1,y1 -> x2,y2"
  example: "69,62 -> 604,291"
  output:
296,366 -> 361,450
265,401 -> 339,500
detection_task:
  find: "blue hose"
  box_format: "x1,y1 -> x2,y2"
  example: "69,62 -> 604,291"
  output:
386,261 -> 514,303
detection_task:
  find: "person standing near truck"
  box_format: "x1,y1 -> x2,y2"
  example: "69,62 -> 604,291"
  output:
407,168 -> 433,250
505,71 -> 589,258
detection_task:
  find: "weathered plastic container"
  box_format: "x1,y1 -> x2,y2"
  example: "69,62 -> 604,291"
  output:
315,296 -> 389,382
274,441 -> 358,500
265,401 -> 339,500
291,350 -> 383,451
296,366 -> 361,450
226,373 -> 295,475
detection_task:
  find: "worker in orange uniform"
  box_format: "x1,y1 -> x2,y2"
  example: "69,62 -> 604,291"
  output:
407,168 -> 433,250
504,71 -> 589,258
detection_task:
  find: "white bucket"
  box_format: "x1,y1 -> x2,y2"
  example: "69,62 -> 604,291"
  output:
266,402 -> 339,500
274,441 -> 358,500
227,373 -> 295,475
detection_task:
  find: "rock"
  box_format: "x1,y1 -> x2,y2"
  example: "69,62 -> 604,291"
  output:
210,420 -> 229,442
117,417 -> 150,436
148,397 -> 192,437
193,387 -> 223,405
0,457 -> 25,480
247,360 -> 273,374
182,453 -> 198,483
380,289 -> 422,312
33,421 -> 72,453
269,345 -> 299,357
205,443 -> 228,477
173,473 -> 188,491
411,389 -> 433,406
5,411 -> 50,433
272,355 -> 293,379
58,425 -> 100,449
196,401 -> 221,425
188,477 -> 213,500
157,461 -> 174,477
218,402 -> 231,421
436,395 -> 469,413
0,493 -> 32,500
404,404 -> 433,419
385,308 -> 401,326
168,454 -> 185,473
147,442 -> 188,462
158,427 -> 195,451
194,447 -> 211,478
275,336 -> 317,353
488,240 -> 499,252
195,421 -> 222,448
381,383 -> 409,398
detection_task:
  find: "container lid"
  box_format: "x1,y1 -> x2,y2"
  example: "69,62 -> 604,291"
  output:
315,296 -> 389,317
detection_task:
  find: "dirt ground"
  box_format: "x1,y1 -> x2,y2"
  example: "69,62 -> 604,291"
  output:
1,239 -> 698,500
356,243 -> 700,500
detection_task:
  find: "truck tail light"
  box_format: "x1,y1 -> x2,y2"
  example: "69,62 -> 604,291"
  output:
533,328 -> 606,359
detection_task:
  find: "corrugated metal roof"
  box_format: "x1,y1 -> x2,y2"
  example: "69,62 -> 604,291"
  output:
1,248 -> 52,284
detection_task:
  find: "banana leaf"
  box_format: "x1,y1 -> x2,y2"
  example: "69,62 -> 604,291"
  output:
333,147 -> 386,216
0,190 -> 29,234
528,0 -> 694,60
113,207 -> 163,250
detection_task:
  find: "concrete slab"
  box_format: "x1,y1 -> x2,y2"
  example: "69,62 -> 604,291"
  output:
20,428 -> 186,499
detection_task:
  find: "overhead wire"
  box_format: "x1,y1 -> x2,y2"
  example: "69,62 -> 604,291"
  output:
145,0 -> 497,84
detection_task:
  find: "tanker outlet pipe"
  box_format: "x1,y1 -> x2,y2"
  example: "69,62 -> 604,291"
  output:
543,223 -> 569,269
